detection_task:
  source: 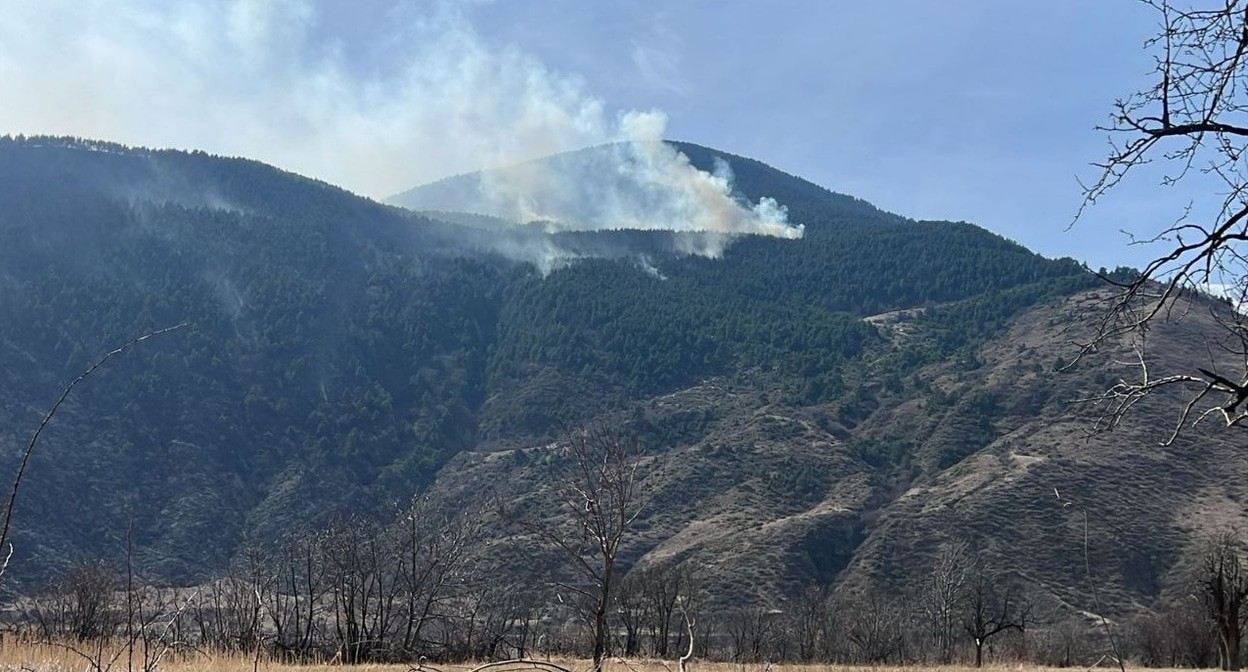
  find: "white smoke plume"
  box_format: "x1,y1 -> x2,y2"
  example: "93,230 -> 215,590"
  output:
0,0 -> 801,252
464,111 -> 804,246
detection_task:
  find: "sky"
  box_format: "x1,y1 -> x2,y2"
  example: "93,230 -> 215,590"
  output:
0,0 -> 1197,269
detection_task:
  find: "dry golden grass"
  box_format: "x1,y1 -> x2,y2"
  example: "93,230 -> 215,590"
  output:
0,642 -> 1170,672
0,637 -> 395,672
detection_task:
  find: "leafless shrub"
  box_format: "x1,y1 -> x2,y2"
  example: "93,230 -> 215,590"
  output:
32,560 -> 120,642
839,589 -> 906,664
1131,599 -> 1219,668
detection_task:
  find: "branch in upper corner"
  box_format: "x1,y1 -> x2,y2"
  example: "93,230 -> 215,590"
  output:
1072,1 -> 1248,439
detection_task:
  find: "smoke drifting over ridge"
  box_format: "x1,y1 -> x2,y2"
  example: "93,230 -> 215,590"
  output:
397,113 -> 804,254
475,113 -> 802,242
0,0 -> 800,252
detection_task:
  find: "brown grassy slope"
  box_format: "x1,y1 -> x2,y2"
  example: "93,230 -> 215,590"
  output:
426,376 -> 878,606
422,288 -> 1247,614
839,289 -> 1248,615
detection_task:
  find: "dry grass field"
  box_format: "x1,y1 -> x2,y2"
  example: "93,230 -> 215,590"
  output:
0,639 -> 1159,672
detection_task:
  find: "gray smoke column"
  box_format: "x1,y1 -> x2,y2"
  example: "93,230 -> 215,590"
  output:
471,111 -> 804,251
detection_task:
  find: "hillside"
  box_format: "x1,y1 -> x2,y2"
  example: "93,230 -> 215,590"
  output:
0,137 -> 512,581
0,134 -> 1176,621
416,286 -> 1248,618
839,288 -> 1248,615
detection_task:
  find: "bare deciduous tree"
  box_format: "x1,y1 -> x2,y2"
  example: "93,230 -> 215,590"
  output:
322,515 -> 407,663
395,496 -> 481,658
841,590 -> 906,664
1078,1 -> 1248,440
266,531 -> 330,661
725,604 -> 781,663
1132,598 -> 1219,668
31,560 -> 120,643
1199,531 -> 1248,670
784,583 -> 838,662
504,428 -> 646,672
62,560 -> 119,642
961,562 -> 1029,668
613,569 -> 650,657
1031,617 -> 1096,668
642,564 -> 697,658
922,540 -> 973,663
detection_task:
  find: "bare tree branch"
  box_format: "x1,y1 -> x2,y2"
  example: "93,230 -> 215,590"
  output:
0,323 -> 185,583
1070,3 -> 1248,439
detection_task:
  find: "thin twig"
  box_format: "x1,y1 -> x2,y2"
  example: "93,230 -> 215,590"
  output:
0,323 -> 186,582
1056,488 -> 1127,672
1082,509 -> 1125,672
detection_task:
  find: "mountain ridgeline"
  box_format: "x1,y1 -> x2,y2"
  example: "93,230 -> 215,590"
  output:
0,135 -> 1094,592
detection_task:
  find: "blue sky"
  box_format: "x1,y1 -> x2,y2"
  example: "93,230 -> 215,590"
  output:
0,1 -> 1186,269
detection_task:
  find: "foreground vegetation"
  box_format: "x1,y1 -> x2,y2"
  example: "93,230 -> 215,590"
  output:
0,517 -> 1236,671
0,640 -> 1145,672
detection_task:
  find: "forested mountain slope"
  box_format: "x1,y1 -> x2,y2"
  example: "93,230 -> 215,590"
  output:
0,135 -> 1126,607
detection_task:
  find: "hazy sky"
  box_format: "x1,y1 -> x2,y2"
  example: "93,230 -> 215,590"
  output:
0,1 -> 1192,269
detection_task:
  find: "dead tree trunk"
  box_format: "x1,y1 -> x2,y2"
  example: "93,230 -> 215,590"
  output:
1201,532 -> 1248,671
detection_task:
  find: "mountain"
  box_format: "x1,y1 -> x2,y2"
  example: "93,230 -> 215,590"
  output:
0,134 -> 1230,623
0,136 -> 509,581
413,284 -> 1248,616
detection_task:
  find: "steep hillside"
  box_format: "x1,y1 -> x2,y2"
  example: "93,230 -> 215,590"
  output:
420,287 -> 1248,617
838,288 -> 1248,615
0,135 -> 1097,600
0,137 -> 513,583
